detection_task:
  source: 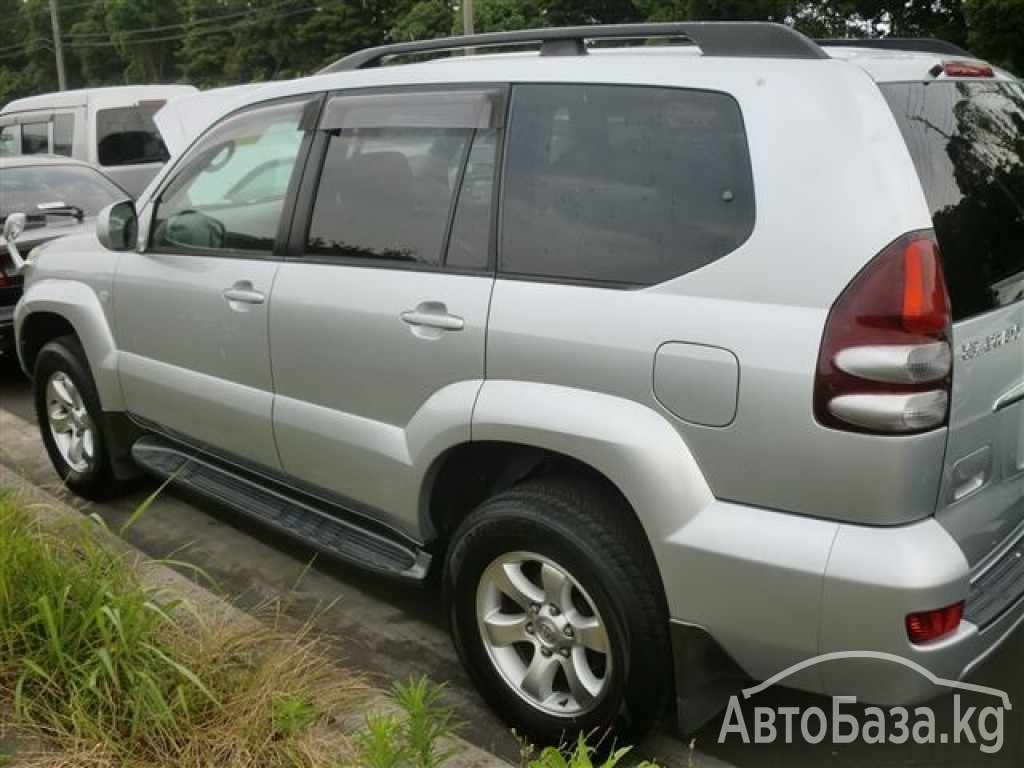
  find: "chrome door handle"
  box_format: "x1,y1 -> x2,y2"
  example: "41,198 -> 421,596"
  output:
222,285 -> 265,305
400,308 -> 464,331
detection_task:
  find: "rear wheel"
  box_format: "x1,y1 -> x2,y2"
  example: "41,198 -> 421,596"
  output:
33,336 -> 121,500
443,476 -> 670,745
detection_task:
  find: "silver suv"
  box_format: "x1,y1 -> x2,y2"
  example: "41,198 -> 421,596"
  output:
10,22 -> 1024,745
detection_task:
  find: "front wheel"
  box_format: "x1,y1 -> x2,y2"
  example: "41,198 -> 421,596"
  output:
33,336 -> 121,500
443,477 -> 671,746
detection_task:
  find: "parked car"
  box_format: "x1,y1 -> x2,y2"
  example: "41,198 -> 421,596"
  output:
0,84 -> 197,198
11,23 -> 1024,745
1,155 -> 127,353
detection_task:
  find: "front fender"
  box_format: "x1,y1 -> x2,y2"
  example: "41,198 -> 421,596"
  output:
15,278 -> 123,411
471,380 -> 714,544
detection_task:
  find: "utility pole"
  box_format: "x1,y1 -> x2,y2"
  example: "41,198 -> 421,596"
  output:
463,0 -> 473,36
49,0 -> 67,91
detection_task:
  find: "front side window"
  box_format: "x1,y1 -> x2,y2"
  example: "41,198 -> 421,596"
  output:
306,89 -> 500,267
151,99 -> 309,254
96,103 -> 170,166
501,84 -> 755,286
0,124 -> 19,155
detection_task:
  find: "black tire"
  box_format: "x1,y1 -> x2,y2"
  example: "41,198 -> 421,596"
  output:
443,475 -> 671,746
33,336 -> 121,500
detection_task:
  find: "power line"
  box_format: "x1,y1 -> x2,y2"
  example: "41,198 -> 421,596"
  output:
61,0 -> 309,41
19,0 -> 98,17
0,39 -> 54,59
67,6 -> 320,48
0,2 -> 317,57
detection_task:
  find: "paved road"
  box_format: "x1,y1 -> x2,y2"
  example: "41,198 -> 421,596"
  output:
1,353 -> 1021,767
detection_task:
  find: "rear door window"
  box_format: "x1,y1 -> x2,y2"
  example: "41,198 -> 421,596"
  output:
22,122 -> 50,154
96,103 -> 170,167
500,83 -> 755,286
881,80 -> 1024,320
306,88 -> 500,269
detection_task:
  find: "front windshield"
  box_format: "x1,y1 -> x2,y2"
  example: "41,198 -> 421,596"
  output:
1,164 -> 125,221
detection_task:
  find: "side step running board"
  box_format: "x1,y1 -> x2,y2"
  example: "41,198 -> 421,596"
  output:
131,437 -> 431,581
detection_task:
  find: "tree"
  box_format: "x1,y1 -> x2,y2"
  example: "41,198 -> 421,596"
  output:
452,0 -> 545,33
0,0 -> 92,99
964,0 -> 1024,73
68,1 -> 131,85
178,0 -> 238,87
543,0 -> 643,25
391,0 -> 455,41
828,0 -> 966,42
292,1 -> 383,75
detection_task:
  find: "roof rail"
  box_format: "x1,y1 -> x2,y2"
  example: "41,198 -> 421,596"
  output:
319,22 -> 828,74
816,37 -> 975,58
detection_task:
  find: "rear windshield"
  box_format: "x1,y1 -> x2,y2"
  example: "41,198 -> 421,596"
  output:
881,80 -> 1024,321
96,103 -> 170,167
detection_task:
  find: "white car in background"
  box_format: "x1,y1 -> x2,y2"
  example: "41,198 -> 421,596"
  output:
0,85 -> 197,198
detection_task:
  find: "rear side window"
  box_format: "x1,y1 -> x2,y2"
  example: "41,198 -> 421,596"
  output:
96,103 -> 170,167
500,84 -> 754,286
882,81 -> 1024,320
53,113 -> 74,157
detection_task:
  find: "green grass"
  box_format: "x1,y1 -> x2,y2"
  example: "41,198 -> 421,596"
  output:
0,490 -> 366,767
0,491 -> 214,755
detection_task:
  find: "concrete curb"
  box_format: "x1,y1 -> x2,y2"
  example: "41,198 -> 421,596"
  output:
0,407 -> 511,768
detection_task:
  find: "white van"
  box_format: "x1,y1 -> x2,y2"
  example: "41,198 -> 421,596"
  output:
0,84 -> 197,198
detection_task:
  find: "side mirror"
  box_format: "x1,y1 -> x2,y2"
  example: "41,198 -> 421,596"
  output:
97,199 -> 138,252
2,212 -> 27,271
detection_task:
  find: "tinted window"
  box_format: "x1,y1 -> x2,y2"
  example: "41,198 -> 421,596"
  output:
22,122 -> 49,155
446,128 -> 498,270
151,100 -> 308,254
53,113 -> 74,157
501,84 -> 754,286
882,81 -> 1024,320
96,104 -> 170,166
307,89 -> 498,267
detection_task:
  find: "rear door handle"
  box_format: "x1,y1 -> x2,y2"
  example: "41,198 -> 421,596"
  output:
400,303 -> 464,331
222,283 -> 265,305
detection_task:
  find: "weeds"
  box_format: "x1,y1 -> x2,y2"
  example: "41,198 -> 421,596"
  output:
346,677 -> 462,768
527,732 -> 661,768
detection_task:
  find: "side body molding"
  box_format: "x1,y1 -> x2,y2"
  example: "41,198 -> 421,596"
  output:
471,380 -> 715,546
15,278 -> 124,412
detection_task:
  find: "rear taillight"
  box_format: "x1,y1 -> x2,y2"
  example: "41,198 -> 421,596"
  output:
906,602 -> 964,644
814,231 -> 952,435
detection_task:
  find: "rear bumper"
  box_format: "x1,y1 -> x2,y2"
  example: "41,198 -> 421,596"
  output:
660,501 -> 1024,729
